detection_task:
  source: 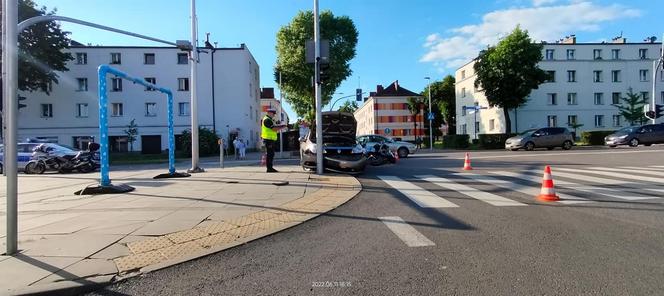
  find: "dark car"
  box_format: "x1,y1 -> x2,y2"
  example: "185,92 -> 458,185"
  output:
300,111 -> 367,174
605,124 -> 664,147
505,127 -> 574,151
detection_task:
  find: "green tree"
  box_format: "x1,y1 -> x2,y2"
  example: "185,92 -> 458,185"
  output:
123,119 -> 138,152
406,96 -> 424,141
179,127 -> 220,156
274,10 -> 358,120
613,88 -> 648,125
337,100 -> 358,113
473,26 -> 548,133
422,75 -> 456,136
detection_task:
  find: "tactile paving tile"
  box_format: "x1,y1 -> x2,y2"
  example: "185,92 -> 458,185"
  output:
274,212 -> 311,223
127,236 -> 174,254
158,241 -> 205,259
165,228 -> 209,244
252,218 -> 289,232
194,232 -> 236,248
114,250 -> 166,273
225,223 -> 266,239
246,210 -> 283,221
200,221 -> 238,235
225,215 -> 261,227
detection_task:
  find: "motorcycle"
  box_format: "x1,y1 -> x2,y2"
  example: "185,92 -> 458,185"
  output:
365,142 -> 397,166
24,143 -> 100,174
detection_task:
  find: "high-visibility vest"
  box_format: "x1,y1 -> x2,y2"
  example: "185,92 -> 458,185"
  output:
261,115 -> 277,140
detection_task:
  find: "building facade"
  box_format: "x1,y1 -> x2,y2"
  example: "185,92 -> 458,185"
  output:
259,88 -> 290,125
354,81 -> 424,141
456,37 -> 664,138
16,44 -> 262,152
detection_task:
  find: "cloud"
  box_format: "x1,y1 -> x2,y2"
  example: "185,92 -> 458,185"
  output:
420,1 -> 641,70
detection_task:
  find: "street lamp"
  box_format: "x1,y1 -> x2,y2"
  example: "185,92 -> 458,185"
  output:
424,76 -> 433,151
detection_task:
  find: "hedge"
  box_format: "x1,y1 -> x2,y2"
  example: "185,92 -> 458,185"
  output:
478,133 -> 516,149
580,130 -> 615,145
442,134 -> 470,149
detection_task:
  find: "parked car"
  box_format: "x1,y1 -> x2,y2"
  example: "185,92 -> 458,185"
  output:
0,143 -> 40,173
505,127 -> 574,151
356,134 -> 417,158
605,124 -> 664,147
300,111 -> 368,174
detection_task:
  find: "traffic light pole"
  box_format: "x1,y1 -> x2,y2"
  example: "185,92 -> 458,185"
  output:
313,0 -> 323,175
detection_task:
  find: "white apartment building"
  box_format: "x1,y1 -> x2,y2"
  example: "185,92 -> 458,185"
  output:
456,36 -> 664,138
16,44 -> 262,153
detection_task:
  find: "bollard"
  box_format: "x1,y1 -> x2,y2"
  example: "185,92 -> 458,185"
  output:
219,139 -> 224,169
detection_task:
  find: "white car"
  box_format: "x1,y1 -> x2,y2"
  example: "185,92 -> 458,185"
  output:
356,134 -> 417,158
0,143 -> 40,173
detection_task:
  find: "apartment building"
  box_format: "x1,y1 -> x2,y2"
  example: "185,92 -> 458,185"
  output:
16,44 -> 262,153
456,36 -> 664,137
259,88 -> 290,125
354,81 -> 424,141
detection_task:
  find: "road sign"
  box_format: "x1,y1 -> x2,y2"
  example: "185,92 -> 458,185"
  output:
427,112 -> 435,120
384,128 -> 392,134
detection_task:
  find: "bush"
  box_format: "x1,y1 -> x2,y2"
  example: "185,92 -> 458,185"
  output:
580,130 -> 615,145
478,133 -> 516,149
442,134 -> 470,149
179,127 -> 220,156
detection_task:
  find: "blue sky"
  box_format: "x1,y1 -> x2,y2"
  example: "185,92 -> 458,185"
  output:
37,0 -> 660,121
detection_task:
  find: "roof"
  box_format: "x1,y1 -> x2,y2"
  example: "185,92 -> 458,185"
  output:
372,80 -> 422,97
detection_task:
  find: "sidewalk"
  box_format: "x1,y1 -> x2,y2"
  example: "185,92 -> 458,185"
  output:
0,164 -> 360,295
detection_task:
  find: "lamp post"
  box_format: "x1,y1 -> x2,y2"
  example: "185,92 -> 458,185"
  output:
187,0 -> 204,173
424,76 -> 433,150
313,0 -> 323,175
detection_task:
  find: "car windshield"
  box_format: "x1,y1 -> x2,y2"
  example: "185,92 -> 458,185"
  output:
518,129 -> 537,136
617,126 -> 639,134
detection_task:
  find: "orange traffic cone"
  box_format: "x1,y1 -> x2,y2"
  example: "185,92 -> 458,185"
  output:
536,165 -> 560,202
462,153 -> 473,170
260,154 -> 266,166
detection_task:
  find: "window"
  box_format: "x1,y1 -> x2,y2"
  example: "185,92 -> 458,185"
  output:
177,53 -> 188,64
593,49 -> 602,60
489,119 -> 495,131
546,71 -> 556,82
661,92 -> 664,105
641,92 -> 649,101
110,52 -> 121,64
76,103 -> 88,118
639,48 -> 648,59
661,70 -> 664,82
77,78 -> 88,91
144,53 -> 155,64
594,115 -> 604,127
145,102 -> 157,117
547,115 -> 557,127
612,49 -> 620,60
178,102 -> 190,116
40,104 -> 53,118
567,93 -> 577,105
461,124 -> 467,135
461,107 -> 466,116
593,70 -> 602,82
612,70 -> 621,82
461,70 -> 466,79
145,77 -> 156,91
612,115 -> 621,127
567,115 -> 578,126
462,88 -> 466,97
111,103 -> 123,117
76,52 -> 87,65
111,78 -> 122,91
547,93 -> 558,105
639,69 -> 648,82
567,70 -> 576,82
612,92 -> 621,105
594,93 -> 604,105
545,49 -> 554,60
475,121 -> 480,133
566,49 -> 575,60
178,78 -> 189,91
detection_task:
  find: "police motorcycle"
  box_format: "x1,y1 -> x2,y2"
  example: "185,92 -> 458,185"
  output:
24,142 -> 100,174
364,142 -> 397,166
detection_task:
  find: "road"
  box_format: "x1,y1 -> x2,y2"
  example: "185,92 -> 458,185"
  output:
89,146 -> 664,295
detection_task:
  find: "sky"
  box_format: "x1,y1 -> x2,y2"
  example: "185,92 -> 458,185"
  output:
36,0 -> 660,122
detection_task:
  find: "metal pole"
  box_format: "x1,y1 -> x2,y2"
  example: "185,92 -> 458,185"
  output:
219,139 -> 224,168
279,72 -> 283,158
314,0 -> 323,175
188,0 -> 203,173
426,77 -> 433,150
652,59 -> 657,124
98,66 -> 111,186
5,0 -> 18,255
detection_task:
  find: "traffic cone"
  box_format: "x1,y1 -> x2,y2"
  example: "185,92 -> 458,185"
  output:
260,154 -> 266,166
462,153 -> 473,170
536,165 -> 560,202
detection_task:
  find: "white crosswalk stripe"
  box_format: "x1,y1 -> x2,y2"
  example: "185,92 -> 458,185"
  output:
557,167 -> 664,185
378,175 -> 459,208
622,166 -> 664,172
379,216 -> 435,247
534,169 -> 635,185
416,175 -> 527,206
592,167 -> 664,178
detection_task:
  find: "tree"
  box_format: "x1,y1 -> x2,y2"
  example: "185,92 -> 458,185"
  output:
123,119 -> 138,152
338,100 -> 358,113
613,88 -> 648,125
274,10 -> 358,120
422,75 -> 456,136
473,26 -> 548,134
406,97 -> 424,142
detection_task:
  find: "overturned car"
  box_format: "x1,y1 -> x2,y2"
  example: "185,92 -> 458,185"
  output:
300,111 -> 367,174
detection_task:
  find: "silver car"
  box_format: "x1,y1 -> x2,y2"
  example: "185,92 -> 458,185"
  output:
505,127 -> 574,151
0,143 -> 40,173
356,134 -> 417,158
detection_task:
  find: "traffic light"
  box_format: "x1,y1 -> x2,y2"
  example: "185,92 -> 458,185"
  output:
355,88 -> 362,101
319,62 -> 330,83
656,104 -> 664,118
18,95 -> 27,109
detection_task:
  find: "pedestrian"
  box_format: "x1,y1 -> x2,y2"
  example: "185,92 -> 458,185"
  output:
261,108 -> 286,173
238,137 -> 246,159
232,137 -> 240,160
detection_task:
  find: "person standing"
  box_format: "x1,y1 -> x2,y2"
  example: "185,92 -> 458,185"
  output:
238,136 -> 246,159
261,108 -> 285,173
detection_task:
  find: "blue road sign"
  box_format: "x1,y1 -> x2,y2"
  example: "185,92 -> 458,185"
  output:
428,112 -> 435,120
384,128 -> 392,134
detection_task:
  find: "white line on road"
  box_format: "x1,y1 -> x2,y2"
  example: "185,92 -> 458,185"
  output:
591,167 -> 664,178
622,166 -> 664,172
379,216 -> 435,247
453,149 -> 664,160
378,176 -> 459,208
557,167 -> 664,185
416,175 -> 527,206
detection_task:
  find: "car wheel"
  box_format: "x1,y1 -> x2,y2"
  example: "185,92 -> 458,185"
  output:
629,138 -> 639,147
525,142 -> 535,151
397,147 -> 409,158
562,140 -> 573,150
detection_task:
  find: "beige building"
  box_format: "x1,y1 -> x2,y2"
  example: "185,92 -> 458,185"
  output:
354,81 -> 424,141
260,88 -> 289,125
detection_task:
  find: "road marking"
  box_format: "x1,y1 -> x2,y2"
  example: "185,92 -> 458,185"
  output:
622,166 -> 664,172
456,172 -> 590,204
591,166 -> 664,177
379,216 -> 435,247
416,175 -> 527,206
496,171 -> 655,201
557,167 -> 664,185
378,175 -> 459,208
534,169 -> 632,185
456,149 -> 664,160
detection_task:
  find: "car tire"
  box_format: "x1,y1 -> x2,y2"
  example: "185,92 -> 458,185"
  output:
525,142 -> 535,151
562,141 -> 573,150
397,147 -> 409,158
629,138 -> 639,147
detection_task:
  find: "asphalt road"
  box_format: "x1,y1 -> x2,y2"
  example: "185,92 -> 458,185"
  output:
88,146 -> 664,296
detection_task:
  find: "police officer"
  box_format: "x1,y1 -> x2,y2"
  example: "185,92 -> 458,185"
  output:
261,108 -> 285,173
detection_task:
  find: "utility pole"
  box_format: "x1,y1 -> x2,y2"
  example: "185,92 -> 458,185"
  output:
188,0 -> 203,173
279,72 -> 284,158
4,0 -> 19,255
313,0 -> 323,175
425,76 -> 433,150
652,34 -> 664,124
